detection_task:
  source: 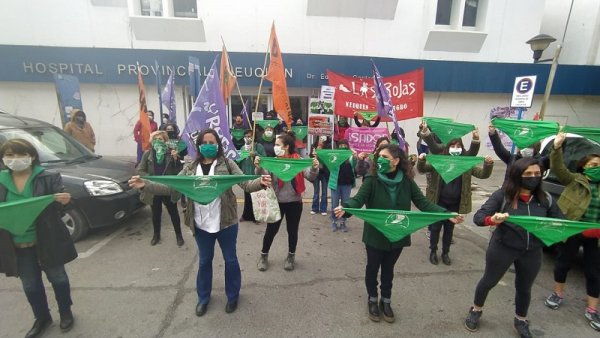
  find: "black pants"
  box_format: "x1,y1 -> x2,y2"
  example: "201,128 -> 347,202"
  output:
365,245 -> 403,299
554,234 -> 600,298
261,201 -> 302,254
429,220 -> 454,253
474,239 -> 542,317
241,191 -> 257,222
151,195 -> 182,236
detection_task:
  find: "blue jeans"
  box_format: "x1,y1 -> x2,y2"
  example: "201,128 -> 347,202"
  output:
330,184 -> 352,222
194,224 -> 241,305
312,175 -> 329,212
16,247 -> 72,320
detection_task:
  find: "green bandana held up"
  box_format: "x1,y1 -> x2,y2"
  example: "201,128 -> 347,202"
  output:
343,208 -> 457,242
562,126 -> 600,144
584,166 -> 600,182
422,117 -> 475,145
258,157 -> 314,182
291,126 -> 308,140
166,139 -> 187,153
359,111 -> 378,121
152,139 -> 167,164
231,129 -> 246,141
145,175 -> 259,205
255,120 -> 280,130
506,215 -> 600,246
235,150 -> 251,163
491,118 -> 560,149
316,149 -> 352,173
425,154 -> 484,183
0,195 -> 55,236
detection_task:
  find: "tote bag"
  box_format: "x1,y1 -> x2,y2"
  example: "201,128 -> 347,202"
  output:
251,187 -> 281,223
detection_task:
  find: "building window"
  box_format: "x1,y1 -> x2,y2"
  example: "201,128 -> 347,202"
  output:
174,0 -> 197,18
140,0 -> 162,16
462,0 -> 479,27
435,0 -> 452,25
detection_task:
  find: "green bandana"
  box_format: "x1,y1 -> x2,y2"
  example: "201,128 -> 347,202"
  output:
258,157 -> 313,182
166,139 -> 187,153
231,129 -> 246,141
376,169 -> 404,205
152,139 -> 167,164
235,150 -> 251,163
426,154 -> 484,183
291,126 -> 308,140
0,195 -> 55,235
506,215 -> 600,246
422,117 -> 475,145
344,208 -> 457,242
584,166 -> 600,183
562,126 -> 600,145
359,111 -> 378,121
145,175 -> 259,205
256,120 -> 280,130
316,149 -> 352,173
491,118 -> 560,149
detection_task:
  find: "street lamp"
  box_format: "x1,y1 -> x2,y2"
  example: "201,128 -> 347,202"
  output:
526,34 -> 561,121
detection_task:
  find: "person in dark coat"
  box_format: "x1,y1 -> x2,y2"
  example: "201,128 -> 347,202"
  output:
0,138 -> 77,337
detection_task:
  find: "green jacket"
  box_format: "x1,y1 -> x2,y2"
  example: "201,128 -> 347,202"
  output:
343,173 -> 446,251
417,157 -> 493,214
141,157 -> 264,233
550,147 -> 593,220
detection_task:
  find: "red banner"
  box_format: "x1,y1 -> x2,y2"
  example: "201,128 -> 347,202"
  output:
327,68 -> 424,121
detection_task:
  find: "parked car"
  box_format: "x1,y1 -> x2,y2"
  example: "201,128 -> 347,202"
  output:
0,111 -> 144,241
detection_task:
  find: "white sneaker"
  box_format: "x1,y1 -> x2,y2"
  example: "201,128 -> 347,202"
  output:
321,212 -> 328,216
310,211 -> 316,215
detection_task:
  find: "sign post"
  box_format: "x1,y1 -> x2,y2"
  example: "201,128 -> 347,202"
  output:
510,75 -> 537,153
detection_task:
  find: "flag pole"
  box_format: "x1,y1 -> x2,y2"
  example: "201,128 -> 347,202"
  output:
221,36 -> 252,128
155,60 -> 164,117
251,28 -> 271,153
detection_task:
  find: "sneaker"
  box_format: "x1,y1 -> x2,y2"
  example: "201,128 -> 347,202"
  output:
544,292 -> 563,310
284,253 -> 295,271
321,212 -> 328,216
464,307 -> 482,332
340,223 -> 348,232
585,310 -> 600,331
513,317 -> 533,338
331,222 -> 338,232
310,211 -> 317,215
257,253 -> 268,271
425,230 -> 430,240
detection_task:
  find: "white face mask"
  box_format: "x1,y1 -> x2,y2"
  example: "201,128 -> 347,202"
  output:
449,147 -> 462,156
520,148 -> 534,158
319,136 -> 327,143
274,145 -> 285,156
3,156 -> 33,172
264,131 -> 273,138
244,137 -> 252,144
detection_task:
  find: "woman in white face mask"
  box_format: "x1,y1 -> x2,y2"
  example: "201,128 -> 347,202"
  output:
259,127 -> 277,157
0,138 -> 76,337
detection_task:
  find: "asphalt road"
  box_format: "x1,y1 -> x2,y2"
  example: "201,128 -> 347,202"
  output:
0,161 -> 596,337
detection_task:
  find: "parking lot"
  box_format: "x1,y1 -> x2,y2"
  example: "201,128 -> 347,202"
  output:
0,161 -> 596,337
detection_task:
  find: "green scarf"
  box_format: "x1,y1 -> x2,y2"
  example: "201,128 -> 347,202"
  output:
231,129 -> 246,141
562,126 -> 600,145
152,139 -> 167,164
344,208 -> 457,242
291,126 -> 308,140
256,120 -> 280,130
491,118 -> 559,149
316,149 -> 353,173
423,117 -> 475,145
507,215 -> 600,246
425,154 -> 485,183
359,111 -> 378,121
0,195 -> 56,236
258,157 -> 313,182
376,169 -> 404,205
235,150 -> 251,163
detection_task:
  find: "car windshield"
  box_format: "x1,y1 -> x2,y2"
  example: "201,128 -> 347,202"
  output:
0,127 -> 95,165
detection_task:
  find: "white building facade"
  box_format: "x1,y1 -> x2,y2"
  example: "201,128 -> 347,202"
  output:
0,0 -> 599,156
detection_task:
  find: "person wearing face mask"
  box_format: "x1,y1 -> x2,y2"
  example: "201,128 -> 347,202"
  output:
164,123 -> 187,174
231,115 -> 246,150
356,136 -> 390,179
334,117 -> 350,142
465,158 -> 563,337
310,136 -> 331,215
544,132 -> 600,331
420,120 -> 481,156
138,131 -> 184,247
64,109 -> 96,152
417,139 -> 494,265
129,128 -> 271,316
158,113 -> 170,130
134,110 -> 158,164
254,132 -> 319,272
259,126 -> 276,157
0,139 -> 77,337
239,129 -> 266,224
488,124 -> 550,184
334,144 -> 462,323
329,139 -> 357,232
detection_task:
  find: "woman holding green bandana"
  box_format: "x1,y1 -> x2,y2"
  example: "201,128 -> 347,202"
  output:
544,132 -> 600,331
334,143 -> 463,323
138,131 -> 184,247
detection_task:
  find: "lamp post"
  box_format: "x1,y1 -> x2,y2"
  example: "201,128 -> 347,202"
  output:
526,34 -> 561,121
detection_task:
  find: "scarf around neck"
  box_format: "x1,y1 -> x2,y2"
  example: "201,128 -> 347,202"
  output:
377,169 -> 404,206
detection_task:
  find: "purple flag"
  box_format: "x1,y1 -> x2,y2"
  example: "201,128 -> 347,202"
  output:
161,73 -> 176,122
240,99 -> 250,129
372,60 -> 406,151
182,56 -> 239,160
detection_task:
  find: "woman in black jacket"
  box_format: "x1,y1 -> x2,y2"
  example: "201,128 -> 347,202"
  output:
0,139 -> 77,337
464,157 -> 563,337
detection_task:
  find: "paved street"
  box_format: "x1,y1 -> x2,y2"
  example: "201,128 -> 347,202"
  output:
0,161 -> 596,337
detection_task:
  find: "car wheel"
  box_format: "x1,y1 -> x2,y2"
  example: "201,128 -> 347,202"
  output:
62,208 -> 89,242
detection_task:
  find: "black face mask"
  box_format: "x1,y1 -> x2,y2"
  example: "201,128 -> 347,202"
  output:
521,177 -> 541,191
167,131 -> 177,139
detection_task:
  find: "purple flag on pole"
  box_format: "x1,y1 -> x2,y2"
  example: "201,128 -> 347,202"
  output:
161,73 -> 176,122
372,60 -> 406,151
182,56 -> 239,160
240,99 -> 250,129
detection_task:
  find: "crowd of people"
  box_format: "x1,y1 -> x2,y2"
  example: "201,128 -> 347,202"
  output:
0,109 -> 599,338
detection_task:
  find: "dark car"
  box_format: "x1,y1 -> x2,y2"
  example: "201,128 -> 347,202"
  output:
0,111 -> 144,241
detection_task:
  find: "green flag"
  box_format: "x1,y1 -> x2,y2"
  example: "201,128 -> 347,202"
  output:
291,126 -> 308,140
235,150 -> 251,163
145,175 -> 259,205
316,149 -> 352,173
426,154 -> 484,183
256,120 -> 280,130
423,117 -> 475,144
491,118 -> 559,149
507,215 -> 600,246
344,208 -> 456,242
359,111 -> 378,121
258,157 -> 313,182
562,126 -> 600,144
231,129 -> 246,141
0,195 -> 55,236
